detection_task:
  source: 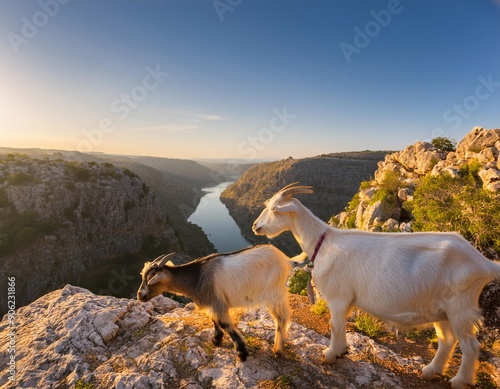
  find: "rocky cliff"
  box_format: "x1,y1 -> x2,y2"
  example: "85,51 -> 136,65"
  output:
220,152 -> 389,255
0,154 -> 211,314
337,127 -> 500,233
0,147 -> 219,257
3,285 -> 499,388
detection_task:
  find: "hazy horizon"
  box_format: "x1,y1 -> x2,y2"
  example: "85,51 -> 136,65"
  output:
1,1 -> 499,160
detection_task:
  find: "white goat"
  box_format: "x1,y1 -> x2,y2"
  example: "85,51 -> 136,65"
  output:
137,245 -> 291,361
252,183 -> 500,389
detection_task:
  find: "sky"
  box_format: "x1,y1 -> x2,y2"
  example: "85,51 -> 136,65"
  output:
0,0 -> 499,160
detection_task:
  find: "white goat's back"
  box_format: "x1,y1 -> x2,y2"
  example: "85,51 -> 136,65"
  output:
315,228 -> 497,326
213,244 -> 292,309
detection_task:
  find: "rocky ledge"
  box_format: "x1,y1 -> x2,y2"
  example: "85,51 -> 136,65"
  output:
4,285 -> 498,389
337,127 -> 500,232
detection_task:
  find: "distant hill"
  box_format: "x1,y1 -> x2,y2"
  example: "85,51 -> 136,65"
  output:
0,149 -> 219,313
195,160 -> 254,182
220,151 -> 390,255
0,148 -> 218,257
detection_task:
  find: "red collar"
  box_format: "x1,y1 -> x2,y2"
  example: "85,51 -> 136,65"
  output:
308,231 -> 327,267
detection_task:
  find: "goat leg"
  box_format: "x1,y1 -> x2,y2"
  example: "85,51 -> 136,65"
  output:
212,320 -> 224,346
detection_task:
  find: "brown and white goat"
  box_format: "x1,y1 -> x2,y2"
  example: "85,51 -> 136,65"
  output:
252,183 -> 500,389
137,245 -> 291,361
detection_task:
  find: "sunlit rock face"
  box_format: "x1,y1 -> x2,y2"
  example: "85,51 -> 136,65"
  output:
3,285 -> 484,389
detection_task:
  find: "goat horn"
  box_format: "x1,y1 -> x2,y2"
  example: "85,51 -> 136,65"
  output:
152,253 -> 176,268
278,183 -> 314,198
152,254 -> 167,263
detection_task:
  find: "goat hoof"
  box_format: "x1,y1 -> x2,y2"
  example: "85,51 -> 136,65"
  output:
337,350 -> 348,358
421,365 -> 437,381
449,376 -> 471,389
212,337 -> 222,346
237,350 -> 248,362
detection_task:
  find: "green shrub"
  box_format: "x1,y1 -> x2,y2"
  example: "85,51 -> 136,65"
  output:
38,219 -> 59,234
458,159 -> 482,186
9,172 -> 33,185
75,168 -> 91,182
124,200 -> 136,211
359,180 -> 373,191
0,189 -> 9,207
369,171 -> 401,206
14,226 -> 39,248
123,168 -> 139,179
310,299 -> 329,315
273,375 -> 294,388
379,170 -> 401,193
288,269 -> 310,296
409,171 -> 500,253
355,312 -> 386,338
0,233 -> 12,256
75,380 -> 94,389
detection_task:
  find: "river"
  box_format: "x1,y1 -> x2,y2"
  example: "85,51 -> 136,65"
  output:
188,182 -> 252,253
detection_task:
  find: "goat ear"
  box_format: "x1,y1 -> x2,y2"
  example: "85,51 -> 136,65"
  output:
166,260 -> 175,267
148,270 -> 171,285
274,201 -> 297,213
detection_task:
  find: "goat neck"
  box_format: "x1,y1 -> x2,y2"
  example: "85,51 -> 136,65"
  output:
289,201 -> 330,259
165,263 -> 203,300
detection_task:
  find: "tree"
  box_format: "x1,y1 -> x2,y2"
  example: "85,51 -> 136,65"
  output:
431,137 -> 456,152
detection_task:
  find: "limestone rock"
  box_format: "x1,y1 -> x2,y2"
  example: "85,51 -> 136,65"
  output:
399,221 -> 412,232
0,285 -> 453,389
455,126 -> 500,159
382,218 -> 399,231
340,127 -> 500,231
388,141 -> 446,176
397,188 -> 414,201
478,168 -> 500,191
359,200 -> 401,230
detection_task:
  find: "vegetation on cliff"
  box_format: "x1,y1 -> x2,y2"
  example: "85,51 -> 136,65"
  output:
221,152 -> 390,255
0,151 -> 215,314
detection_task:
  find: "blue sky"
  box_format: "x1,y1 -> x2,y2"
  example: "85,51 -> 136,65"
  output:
1,0 -> 499,160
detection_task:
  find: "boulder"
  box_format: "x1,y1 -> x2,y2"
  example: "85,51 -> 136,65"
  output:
390,142 -> 446,175
359,200 -> 401,230
399,222 -> 412,232
382,218 -> 399,231
455,127 -> 500,159
478,168 -> 500,191
397,188 -> 414,201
